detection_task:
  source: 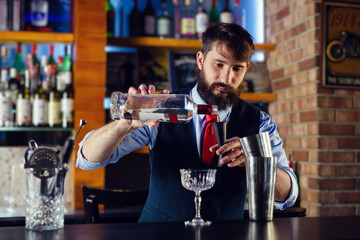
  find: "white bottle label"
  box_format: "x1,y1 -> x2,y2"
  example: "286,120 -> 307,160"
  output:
31,0 -> 49,27
196,12 -> 209,34
157,18 -> 171,36
61,98 -> 73,128
181,17 -> 195,36
32,98 -> 47,126
144,16 -> 155,35
48,101 -> 60,127
64,71 -> 72,85
220,12 -> 233,24
0,94 -> 12,126
16,98 -> 31,126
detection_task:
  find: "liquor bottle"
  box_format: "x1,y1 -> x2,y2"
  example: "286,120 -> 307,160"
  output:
48,91 -> 61,127
62,45 -> 72,91
16,70 -> 31,126
110,92 -> 218,123
40,55 -> 50,92
13,43 -> 25,79
209,0 -> 218,26
129,0 -> 143,36
219,0 -> 233,23
0,69 -> 12,127
0,0 -> 11,31
8,68 -> 20,107
28,44 -> 40,92
143,0 -> 156,36
195,0 -> 208,40
32,76 -> 48,127
47,45 -> 57,92
106,0 -> 114,37
180,0 -> 196,39
30,0 -> 50,30
157,0 -> 172,38
12,0 -> 25,31
60,91 -> 73,128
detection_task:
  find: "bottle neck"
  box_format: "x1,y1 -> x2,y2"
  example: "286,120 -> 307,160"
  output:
197,104 -> 218,115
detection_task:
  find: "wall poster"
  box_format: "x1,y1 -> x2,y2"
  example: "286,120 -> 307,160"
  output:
323,2 -> 360,89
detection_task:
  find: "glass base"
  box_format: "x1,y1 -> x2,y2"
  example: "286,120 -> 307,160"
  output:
185,218 -> 211,226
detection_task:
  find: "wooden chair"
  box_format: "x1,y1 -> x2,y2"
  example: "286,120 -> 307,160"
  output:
82,185 -> 148,223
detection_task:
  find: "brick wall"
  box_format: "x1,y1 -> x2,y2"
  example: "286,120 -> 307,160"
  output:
265,0 -> 360,216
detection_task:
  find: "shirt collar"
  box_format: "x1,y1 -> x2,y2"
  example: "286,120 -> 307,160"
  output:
190,83 -> 232,122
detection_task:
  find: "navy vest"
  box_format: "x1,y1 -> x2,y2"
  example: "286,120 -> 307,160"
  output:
139,89 -> 260,222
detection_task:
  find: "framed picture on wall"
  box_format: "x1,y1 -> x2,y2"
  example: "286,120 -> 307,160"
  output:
322,2 -> 360,89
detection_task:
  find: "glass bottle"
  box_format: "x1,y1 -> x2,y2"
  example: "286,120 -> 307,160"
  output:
157,0 -> 172,38
220,0 -> 233,23
180,0 -> 196,39
30,0 -> 49,28
209,0 -> 218,26
48,91 -> 61,127
129,0 -> 143,36
16,70 -> 32,126
32,69 -> 48,127
110,91 -> 218,123
0,0 -> 11,30
12,0 -> 25,31
8,68 -> 20,107
195,0 -> 208,40
143,0 -> 156,36
13,43 -> 25,78
172,0 -> 181,39
106,0 -> 115,37
0,69 -> 12,127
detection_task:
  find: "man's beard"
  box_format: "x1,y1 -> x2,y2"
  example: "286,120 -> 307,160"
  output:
197,70 -> 241,110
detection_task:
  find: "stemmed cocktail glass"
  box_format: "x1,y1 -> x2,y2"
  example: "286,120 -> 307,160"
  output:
180,169 -> 217,226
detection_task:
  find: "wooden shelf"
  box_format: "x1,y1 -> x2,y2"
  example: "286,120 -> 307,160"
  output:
107,37 -> 276,52
0,31 -> 74,44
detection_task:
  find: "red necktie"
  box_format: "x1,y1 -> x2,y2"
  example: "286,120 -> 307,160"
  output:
202,115 -> 218,165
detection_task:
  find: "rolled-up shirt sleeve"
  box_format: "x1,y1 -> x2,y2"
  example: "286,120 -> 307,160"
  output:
259,111 -> 299,210
76,125 -> 158,170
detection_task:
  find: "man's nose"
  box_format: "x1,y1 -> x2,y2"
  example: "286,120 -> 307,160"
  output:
220,68 -> 231,84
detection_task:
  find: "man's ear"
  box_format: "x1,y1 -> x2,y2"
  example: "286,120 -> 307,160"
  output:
246,63 -> 250,72
196,51 -> 204,70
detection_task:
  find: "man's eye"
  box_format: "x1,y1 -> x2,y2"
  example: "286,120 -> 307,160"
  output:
216,63 -> 223,68
233,66 -> 241,72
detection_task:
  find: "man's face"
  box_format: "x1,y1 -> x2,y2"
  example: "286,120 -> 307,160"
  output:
196,43 -> 250,110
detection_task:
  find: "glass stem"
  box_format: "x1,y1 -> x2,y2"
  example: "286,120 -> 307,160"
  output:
194,191 -> 202,219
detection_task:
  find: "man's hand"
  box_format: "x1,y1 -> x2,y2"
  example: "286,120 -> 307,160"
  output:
209,137 -> 245,167
127,84 -> 170,129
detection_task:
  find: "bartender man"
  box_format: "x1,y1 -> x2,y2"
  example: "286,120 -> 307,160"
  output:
77,23 -> 299,222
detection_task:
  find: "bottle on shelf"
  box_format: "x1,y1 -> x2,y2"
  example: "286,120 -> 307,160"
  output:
209,0 -> 218,26
40,55 -> 51,92
16,70 -> 32,127
234,0 -> 245,28
157,0 -> 172,38
195,0 -> 208,40
32,75 -> 48,127
180,0 -> 196,39
57,45 -> 72,93
8,68 -> 20,107
48,90 -> 61,127
172,0 -> 181,39
60,45 -> 74,128
13,43 -> 25,80
219,0 -> 233,23
12,0 -> 25,31
61,91 -> 73,128
29,0 -> 50,31
27,44 -> 40,93
0,0 -> 11,31
0,69 -> 12,127
110,91 -> 218,123
106,0 -> 115,37
129,0 -> 143,36
143,0 -> 156,36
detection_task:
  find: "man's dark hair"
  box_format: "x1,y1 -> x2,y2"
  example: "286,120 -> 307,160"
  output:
201,23 -> 255,63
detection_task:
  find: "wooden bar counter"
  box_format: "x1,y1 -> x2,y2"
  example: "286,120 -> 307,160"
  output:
0,216 -> 359,240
